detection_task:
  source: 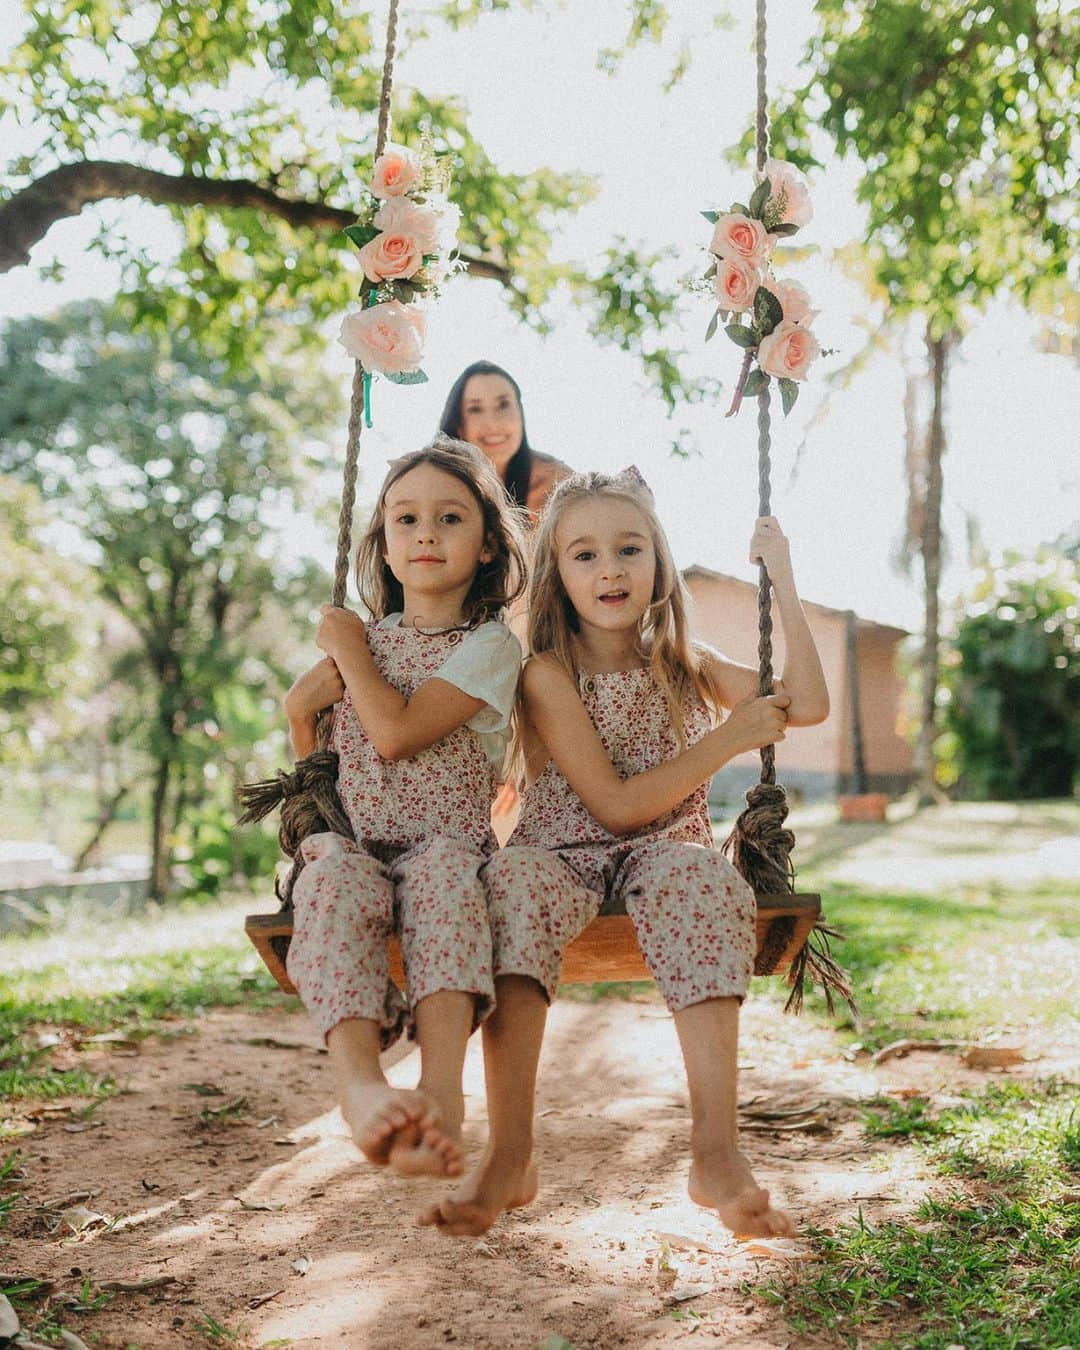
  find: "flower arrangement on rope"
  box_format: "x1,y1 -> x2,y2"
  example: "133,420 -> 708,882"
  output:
337,140 -> 461,401
702,157 -> 823,418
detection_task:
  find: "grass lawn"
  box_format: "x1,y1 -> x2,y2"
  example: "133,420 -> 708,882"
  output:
2,801 -> 1077,1348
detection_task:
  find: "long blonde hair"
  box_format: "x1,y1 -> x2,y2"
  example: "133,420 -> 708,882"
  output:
527,470 -> 718,743
355,435 -> 528,626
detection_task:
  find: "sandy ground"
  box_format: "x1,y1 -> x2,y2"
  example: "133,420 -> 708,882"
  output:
5,984 -> 1072,1350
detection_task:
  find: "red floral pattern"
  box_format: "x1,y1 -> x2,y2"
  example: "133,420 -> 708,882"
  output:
492,669 -> 756,1009
288,624 -> 510,1042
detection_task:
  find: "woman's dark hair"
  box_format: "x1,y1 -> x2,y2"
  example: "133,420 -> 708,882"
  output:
438,360 -> 533,507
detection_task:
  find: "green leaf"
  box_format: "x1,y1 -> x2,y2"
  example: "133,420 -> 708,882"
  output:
743,368 -> 769,398
343,223 -> 380,250
730,202 -> 750,216
748,178 -> 771,220
705,309 -> 721,342
753,285 -> 784,338
724,324 -> 757,349
703,261 -> 717,281
770,222 -> 800,237
779,377 -> 799,415
384,369 -> 429,385
700,209 -> 719,224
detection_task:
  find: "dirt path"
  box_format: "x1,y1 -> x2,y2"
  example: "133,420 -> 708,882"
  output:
6,993 -> 1063,1349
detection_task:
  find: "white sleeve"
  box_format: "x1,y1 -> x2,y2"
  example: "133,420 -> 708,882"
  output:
432,622 -> 523,735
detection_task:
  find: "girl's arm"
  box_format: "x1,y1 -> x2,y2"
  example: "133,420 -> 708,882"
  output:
523,656 -> 790,836
316,606 -> 488,761
283,656 -> 345,759
704,517 -> 830,726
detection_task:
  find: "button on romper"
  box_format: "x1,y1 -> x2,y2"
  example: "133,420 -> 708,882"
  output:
287,618 -> 517,1044
484,668 -> 756,1012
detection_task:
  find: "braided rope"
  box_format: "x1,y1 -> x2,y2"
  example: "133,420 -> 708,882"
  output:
723,0 -> 799,903
323,0 -> 400,702
755,0 -> 769,173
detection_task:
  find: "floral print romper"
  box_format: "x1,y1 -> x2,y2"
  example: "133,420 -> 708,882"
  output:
484,667 -> 756,1012
287,617 -> 520,1044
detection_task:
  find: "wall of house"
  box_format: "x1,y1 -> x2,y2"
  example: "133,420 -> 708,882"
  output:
837,626 -> 915,791
683,571 -> 913,805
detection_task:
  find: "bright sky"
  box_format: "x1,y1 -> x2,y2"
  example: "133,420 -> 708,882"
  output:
2,1 -> 1077,633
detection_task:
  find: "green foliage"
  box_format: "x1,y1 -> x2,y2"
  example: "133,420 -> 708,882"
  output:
939,549 -> 1079,799
764,0 -> 1078,334
0,481 -> 89,759
0,1 -> 702,410
0,300 -> 339,890
764,1080 -> 1080,1348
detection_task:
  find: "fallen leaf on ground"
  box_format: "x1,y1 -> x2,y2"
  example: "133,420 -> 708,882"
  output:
235,1197 -> 285,1212
665,1282 -> 711,1304
740,1239 -> 811,1262
0,1292 -> 20,1338
85,1032 -> 141,1053
871,1038 -> 968,1065
248,1288 -> 285,1310
57,1205 -> 111,1234
741,1113 -> 830,1134
740,1101 -> 826,1121
240,1037 -> 307,1050
255,1115 -> 281,1130
99,1276 -> 178,1293
653,1231 -> 719,1255
473,1241 -> 498,1258
962,1045 -> 1026,1069
182,1082 -> 225,1096
291,1255 -> 311,1276
62,1121 -> 106,1134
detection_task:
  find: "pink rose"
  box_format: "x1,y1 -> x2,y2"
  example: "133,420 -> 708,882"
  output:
769,278 -> 818,326
761,158 -> 813,228
338,301 -> 426,375
714,256 -> 763,314
370,144 -> 422,199
757,320 -> 821,382
356,230 -> 424,282
710,212 -> 773,269
373,197 -> 458,254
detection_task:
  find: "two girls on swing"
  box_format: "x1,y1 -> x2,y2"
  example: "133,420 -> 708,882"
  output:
283,370 -> 828,1241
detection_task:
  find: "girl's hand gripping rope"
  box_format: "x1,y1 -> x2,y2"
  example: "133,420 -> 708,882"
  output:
316,605 -> 369,662
723,691 -> 791,753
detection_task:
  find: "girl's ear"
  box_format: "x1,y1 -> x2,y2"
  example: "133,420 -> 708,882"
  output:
479,535 -> 496,565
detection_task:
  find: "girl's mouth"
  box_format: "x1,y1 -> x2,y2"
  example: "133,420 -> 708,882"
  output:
598,591 -> 629,604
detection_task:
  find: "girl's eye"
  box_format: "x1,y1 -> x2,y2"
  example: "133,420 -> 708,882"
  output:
396,513 -> 416,525
620,546 -> 641,557
574,551 -> 595,563
440,513 -> 461,525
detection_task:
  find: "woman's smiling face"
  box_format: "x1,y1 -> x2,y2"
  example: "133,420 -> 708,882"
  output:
458,373 -> 524,475
555,494 -> 657,634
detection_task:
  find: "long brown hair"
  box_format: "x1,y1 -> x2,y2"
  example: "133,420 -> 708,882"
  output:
355,435 -> 528,626
526,471 -> 718,743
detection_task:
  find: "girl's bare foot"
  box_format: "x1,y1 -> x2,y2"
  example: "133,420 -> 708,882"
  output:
688,1146 -> 796,1238
339,1081 -> 463,1178
416,1146 -> 538,1236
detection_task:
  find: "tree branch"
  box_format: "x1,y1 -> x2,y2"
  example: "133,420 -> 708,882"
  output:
0,160 -> 512,284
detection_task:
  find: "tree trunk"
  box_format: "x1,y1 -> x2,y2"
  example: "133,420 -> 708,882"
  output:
915,328 -> 951,805
845,610 -> 869,794
72,782 -> 132,872
148,753 -> 172,902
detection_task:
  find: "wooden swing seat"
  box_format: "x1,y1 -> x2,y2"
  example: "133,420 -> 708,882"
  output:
244,891 -> 821,996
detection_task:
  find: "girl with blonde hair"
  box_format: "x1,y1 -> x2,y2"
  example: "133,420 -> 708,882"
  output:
422,467 -> 828,1238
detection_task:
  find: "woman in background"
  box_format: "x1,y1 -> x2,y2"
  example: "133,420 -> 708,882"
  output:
438,360 -> 571,521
